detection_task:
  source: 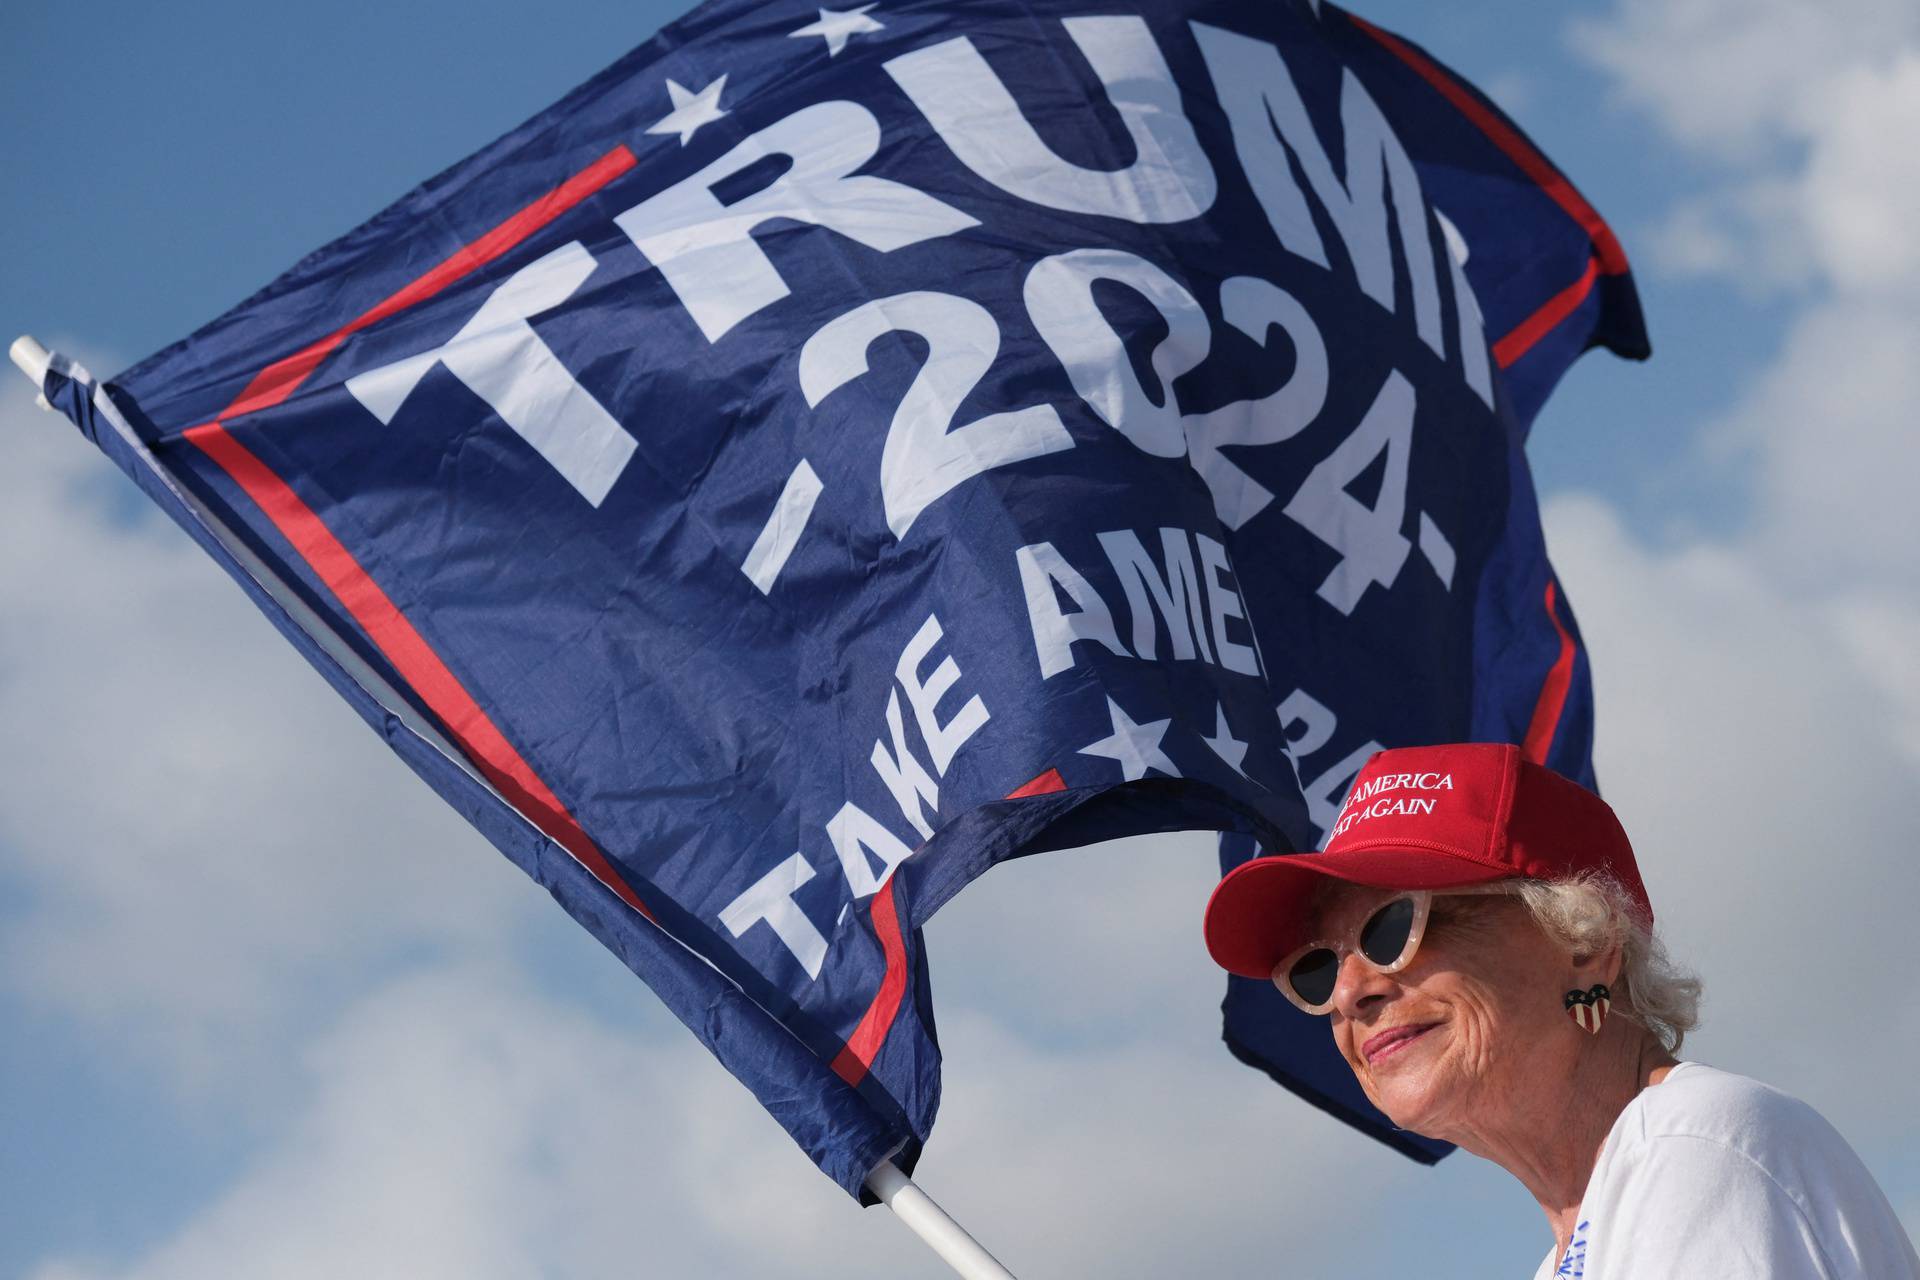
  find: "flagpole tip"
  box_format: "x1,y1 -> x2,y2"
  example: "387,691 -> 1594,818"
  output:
11,335 -> 51,389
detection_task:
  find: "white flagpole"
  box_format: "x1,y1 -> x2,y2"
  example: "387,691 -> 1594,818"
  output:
867,1160 -> 1018,1279
11,334 -> 53,410
9,335 -> 1015,1280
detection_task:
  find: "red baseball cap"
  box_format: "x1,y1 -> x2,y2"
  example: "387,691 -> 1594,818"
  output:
1203,742 -> 1652,979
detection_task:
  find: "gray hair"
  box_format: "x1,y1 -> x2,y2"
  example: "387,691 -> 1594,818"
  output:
1506,873 -> 1703,1053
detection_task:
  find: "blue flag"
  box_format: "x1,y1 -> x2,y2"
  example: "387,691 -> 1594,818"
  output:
34,0 -> 1646,1192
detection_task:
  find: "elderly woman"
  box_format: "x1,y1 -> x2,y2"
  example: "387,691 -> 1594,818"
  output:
1203,743 -> 1917,1279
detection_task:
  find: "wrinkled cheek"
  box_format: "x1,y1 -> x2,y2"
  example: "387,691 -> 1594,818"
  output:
1447,995 -> 1515,1094
1452,1020 -> 1497,1079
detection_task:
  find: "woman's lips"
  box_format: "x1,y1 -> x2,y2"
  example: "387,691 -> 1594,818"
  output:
1362,1022 -> 1438,1064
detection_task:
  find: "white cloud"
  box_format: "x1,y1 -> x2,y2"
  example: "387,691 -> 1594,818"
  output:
1825,593 -> 1920,770
1578,0 -> 1920,308
1643,178 -> 1812,293
1796,53 -> 1920,296
1572,0 -> 1920,160
0,383 -> 531,1096
1544,495 -> 1920,1161
1711,299 -> 1920,597
21,964 -> 889,1280
1561,18 -> 1920,1180
1572,0 -> 1920,618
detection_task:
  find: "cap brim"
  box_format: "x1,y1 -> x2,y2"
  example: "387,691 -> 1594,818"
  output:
1203,847 -> 1513,979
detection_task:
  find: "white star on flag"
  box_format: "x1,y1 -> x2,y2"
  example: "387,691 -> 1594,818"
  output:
1078,697 -> 1180,782
789,4 -> 884,57
1200,703 -> 1251,778
647,76 -> 729,145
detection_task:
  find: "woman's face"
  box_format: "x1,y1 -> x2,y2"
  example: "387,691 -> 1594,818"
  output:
1316,882 -> 1588,1143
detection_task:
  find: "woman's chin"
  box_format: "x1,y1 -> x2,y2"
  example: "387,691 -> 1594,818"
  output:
1381,1096 -> 1448,1139
1366,1062 -> 1457,1138
1359,1028 -> 1449,1113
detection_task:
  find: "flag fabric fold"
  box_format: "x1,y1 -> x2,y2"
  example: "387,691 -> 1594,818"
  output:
36,0 -> 1645,1191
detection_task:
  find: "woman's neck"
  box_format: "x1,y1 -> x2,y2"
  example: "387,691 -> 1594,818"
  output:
1445,1032 -> 1677,1256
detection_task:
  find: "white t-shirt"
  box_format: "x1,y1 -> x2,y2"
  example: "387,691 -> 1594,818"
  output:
1533,1062 -> 1918,1279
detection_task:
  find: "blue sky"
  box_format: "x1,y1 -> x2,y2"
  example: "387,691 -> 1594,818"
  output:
3,1 -> 1917,1276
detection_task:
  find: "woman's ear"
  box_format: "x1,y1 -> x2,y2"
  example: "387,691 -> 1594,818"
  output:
1573,941 -> 1624,991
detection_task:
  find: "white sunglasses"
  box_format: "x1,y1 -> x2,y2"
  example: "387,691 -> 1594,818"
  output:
1270,884 -> 1514,1015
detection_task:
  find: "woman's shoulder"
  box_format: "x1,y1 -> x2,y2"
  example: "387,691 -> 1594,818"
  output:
1619,1061 -> 1875,1191
1593,1063 -> 1920,1277
1629,1061 -> 1833,1145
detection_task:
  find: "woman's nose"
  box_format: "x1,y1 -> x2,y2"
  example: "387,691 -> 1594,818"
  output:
1331,948 -> 1398,1018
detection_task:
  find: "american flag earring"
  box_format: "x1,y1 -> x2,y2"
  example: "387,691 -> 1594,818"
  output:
1564,984 -> 1611,1035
